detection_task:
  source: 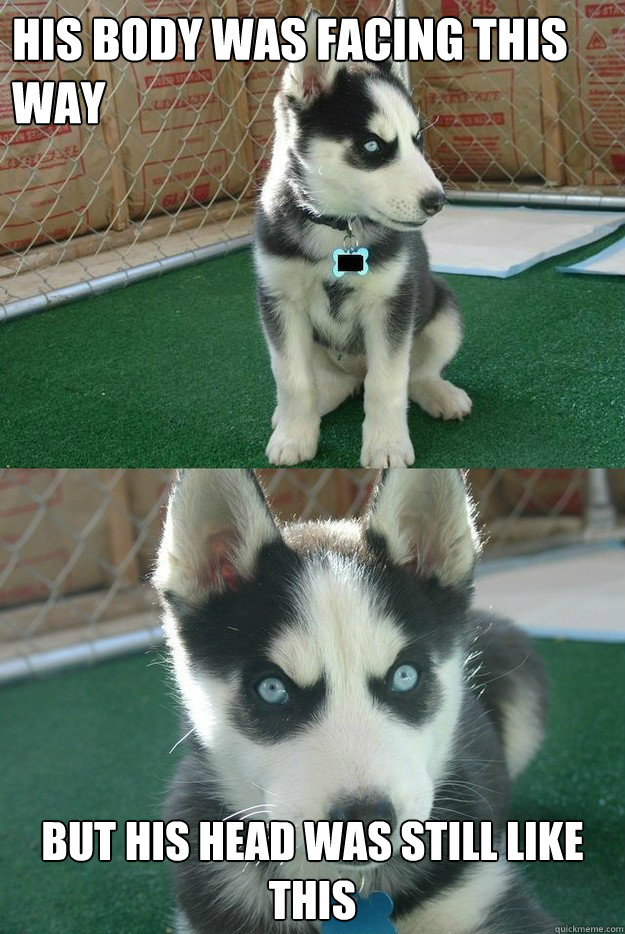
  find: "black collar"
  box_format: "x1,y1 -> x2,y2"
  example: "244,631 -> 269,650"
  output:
300,207 -> 361,233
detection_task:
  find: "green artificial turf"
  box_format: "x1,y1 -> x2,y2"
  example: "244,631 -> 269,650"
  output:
0,639 -> 623,933
3,228 -> 625,467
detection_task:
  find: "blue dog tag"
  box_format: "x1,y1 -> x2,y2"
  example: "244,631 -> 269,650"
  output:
322,892 -> 396,934
332,247 -> 369,278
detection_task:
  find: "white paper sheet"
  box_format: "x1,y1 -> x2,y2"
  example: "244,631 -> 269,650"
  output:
559,236 -> 625,276
422,204 -> 625,278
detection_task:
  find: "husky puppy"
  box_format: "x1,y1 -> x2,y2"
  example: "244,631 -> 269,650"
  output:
254,14 -> 472,467
155,469 -> 554,934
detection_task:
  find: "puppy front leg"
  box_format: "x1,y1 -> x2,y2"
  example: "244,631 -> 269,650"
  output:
360,318 -> 414,468
264,301 -> 320,466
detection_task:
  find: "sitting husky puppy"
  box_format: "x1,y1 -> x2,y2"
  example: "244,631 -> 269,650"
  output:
155,469 -> 554,934
255,14 -> 472,467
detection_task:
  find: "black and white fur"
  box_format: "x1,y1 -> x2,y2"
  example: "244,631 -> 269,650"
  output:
155,469 -> 554,934
254,13 -> 472,467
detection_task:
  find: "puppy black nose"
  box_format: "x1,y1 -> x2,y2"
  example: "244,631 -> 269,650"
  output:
328,795 -> 396,826
420,190 -> 446,216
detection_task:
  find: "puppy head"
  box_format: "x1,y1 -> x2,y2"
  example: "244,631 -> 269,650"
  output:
277,12 -> 445,229
155,469 -> 479,865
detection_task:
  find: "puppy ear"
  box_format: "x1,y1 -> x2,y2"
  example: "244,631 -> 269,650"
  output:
364,469 -> 480,587
283,9 -> 340,103
374,57 -> 409,87
154,470 -> 280,603
364,0 -> 413,89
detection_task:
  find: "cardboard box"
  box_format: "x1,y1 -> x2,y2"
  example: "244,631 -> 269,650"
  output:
500,469 -> 585,516
257,469 -> 375,522
0,0 -> 116,255
125,469 -> 170,577
108,0 -> 251,220
236,0 -> 286,182
406,0 -> 546,181
553,0 -> 625,187
0,470 -> 111,616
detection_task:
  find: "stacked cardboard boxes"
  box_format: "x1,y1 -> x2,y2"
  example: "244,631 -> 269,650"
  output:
1,2 -> 623,257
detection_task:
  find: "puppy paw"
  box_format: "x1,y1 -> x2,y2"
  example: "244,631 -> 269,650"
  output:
266,423 -> 319,465
410,378 -> 472,421
360,428 -> 415,467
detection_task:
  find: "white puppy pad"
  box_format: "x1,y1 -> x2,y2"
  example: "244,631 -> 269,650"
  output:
559,235 -> 625,276
423,204 -> 625,278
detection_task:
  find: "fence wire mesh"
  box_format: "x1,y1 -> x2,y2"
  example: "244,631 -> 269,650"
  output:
1,1 -> 624,313
0,468 -> 623,681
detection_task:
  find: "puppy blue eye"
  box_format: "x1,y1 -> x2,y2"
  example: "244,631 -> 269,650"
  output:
390,664 -> 419,693
363,139 -> 380,153
256,677 -> 289,705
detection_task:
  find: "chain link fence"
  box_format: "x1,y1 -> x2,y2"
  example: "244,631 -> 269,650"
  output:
1,467 -> 623,682
1,1 -> 624,316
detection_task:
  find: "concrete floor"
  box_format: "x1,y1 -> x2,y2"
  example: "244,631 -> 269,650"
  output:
475,543 -> 625,641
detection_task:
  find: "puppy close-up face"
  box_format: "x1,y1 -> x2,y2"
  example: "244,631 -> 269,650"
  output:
155,469 -> 477,868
